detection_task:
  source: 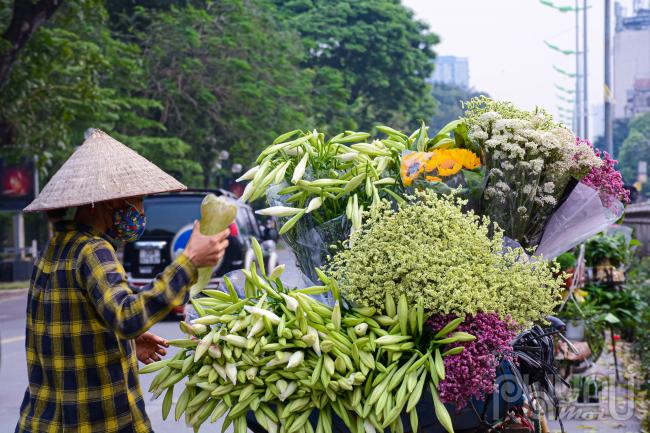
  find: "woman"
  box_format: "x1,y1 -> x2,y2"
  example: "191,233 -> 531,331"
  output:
16,130 -> 230,433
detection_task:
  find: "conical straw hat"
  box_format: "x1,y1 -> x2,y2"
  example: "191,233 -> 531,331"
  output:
24,129 -> 186,212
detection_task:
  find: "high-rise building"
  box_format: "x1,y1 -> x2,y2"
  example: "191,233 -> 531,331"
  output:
431,56 -> 469,88
614,2 -> 650,119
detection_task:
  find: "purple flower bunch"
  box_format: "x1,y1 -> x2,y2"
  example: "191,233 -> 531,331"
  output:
427,312 -> 516,409
576,137 -> 630,207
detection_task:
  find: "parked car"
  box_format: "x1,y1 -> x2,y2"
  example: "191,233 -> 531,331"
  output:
123,189 -> 278,319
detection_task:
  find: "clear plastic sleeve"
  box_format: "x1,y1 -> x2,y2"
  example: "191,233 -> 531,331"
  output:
534,183 -> 624,259
265,184 -> 344,305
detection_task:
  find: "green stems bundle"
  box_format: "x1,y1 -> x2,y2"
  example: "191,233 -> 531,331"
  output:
239,128 -> 409,235
140,239 -> 468,433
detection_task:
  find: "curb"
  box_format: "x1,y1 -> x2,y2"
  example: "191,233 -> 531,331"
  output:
0,288 -> 28,302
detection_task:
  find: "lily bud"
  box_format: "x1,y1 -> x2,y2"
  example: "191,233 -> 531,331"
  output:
287,351 -> 304,369
280,293 -> 299,312
256,206 -> 303,217
354,323 -> 368,336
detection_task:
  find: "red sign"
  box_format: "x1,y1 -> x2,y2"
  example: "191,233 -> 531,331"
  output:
0,160 -> 35,211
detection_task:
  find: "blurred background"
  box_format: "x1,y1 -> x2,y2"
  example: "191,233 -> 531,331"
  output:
1,0 -> 650,265
0,1 -> 649,430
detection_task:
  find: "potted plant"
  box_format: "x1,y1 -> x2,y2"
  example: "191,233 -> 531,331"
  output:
556,252 -> 577,289
585,233 -> 628,282
559,300 -> 587,341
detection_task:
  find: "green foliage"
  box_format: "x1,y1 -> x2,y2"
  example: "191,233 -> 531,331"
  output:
555,252 -> 576,271
131,1 -> 311,186
429,83 -> 488,131
617,112 -> 650,184
0,1 -> 200,184
1,0 -> 442,189
627,257 -> 650,390
582,283 -> 644,334
273,0 -> 439,132
327,191 -> 563,326
584,232 -> 635,267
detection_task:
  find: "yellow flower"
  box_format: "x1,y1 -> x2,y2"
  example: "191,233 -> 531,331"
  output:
399,149 -> 481,185
454,149 -> 481,170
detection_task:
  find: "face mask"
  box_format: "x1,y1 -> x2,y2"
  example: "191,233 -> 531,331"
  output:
107,201 -> 146,242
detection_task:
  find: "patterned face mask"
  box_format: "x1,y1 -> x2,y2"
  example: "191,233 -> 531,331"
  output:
107,201 -> 146,242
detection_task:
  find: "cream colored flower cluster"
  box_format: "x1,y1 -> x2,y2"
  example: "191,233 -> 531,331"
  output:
466,102 -> 602,247
326,191 -> 563,327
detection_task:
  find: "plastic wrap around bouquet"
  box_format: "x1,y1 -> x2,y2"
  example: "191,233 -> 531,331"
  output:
534,183 -> 624,259
266,183 -> 350,292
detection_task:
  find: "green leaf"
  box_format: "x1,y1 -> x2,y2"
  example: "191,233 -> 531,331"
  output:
603,313 -> 620,325
414,121 -> 428,152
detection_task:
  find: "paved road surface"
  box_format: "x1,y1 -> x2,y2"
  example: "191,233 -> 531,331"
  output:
0,247 -> 301,432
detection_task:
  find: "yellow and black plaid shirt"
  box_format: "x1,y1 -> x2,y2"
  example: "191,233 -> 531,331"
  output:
16,221 -> 197,433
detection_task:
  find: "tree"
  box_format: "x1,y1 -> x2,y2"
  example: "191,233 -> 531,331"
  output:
593,118 -> 630,159
429,83 -> 489,131
0,0 -> 67,144
0,1 -> 200,184
273,0 -> 439,132
132,1 -> 312,187
617,112 -> 650,184
0,0 -> 64,87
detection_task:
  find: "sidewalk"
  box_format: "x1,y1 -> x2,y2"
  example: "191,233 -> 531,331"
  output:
548,339 -> 646,433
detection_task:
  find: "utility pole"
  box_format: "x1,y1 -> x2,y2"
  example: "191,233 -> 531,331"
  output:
583,0 -> 589,139
575,0 -> 582,137
604,0 -> 614,156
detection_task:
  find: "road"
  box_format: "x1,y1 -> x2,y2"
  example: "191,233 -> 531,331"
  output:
0,247 -> 301,433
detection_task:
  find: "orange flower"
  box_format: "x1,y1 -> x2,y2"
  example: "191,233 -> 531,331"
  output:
401,153 -> 428,186
436,155 -> 463,177
400,149 -> 481,186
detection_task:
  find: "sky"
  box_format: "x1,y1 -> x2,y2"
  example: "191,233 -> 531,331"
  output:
402,0 -> 638,140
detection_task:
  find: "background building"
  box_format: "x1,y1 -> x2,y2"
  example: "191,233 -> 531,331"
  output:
431,55 -> 469,88
614,1 -> 650,119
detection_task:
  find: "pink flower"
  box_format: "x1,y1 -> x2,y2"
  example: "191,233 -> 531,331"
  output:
427,312 -> 516,409
576,137 -> 630,207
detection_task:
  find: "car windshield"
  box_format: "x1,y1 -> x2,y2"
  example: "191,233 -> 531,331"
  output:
144,196 -> 203,236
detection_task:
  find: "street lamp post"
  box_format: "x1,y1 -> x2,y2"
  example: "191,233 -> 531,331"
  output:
583,0 -> 589,139
605,0 -> 614,156
540,0 -> 587,135
576,0 -> 582,137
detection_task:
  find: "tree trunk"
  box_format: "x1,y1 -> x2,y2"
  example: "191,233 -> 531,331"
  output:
0,0 -> 64,87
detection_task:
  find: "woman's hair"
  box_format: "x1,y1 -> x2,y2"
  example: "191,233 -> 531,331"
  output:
46,207 -> 75,222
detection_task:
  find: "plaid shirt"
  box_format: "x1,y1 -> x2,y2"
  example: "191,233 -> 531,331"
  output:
16,221 -> 197,433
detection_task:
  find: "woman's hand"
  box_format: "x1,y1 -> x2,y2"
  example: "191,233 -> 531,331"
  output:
135,331 -> 169,364
184,220 -> 230,268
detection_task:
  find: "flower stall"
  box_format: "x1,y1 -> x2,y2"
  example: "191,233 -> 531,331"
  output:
140,97 -> 628,433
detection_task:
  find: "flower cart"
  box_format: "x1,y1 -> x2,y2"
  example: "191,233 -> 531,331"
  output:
140,98 -> 627,433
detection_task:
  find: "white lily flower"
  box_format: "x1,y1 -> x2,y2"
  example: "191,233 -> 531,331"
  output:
256,206 -> 303,217
244,306 -> 281,324
278,381 -> 297,401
